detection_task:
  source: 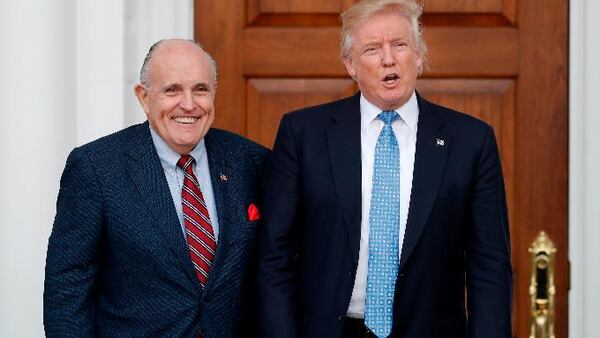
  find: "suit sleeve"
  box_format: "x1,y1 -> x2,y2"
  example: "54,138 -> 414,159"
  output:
239,148 -> 272,338
257,115 -> 301,338
466,126 -> 513,338
44,148 -> 102,337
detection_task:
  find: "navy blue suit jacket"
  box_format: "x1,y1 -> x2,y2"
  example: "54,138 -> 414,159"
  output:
258,93 -> 512,338
44,122 -> 269,337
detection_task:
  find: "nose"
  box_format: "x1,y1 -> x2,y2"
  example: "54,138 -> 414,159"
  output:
381,44 -> 395,67
179,90 -> 195,111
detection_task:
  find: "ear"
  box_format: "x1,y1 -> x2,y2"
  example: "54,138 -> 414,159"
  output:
343,57 -> 357,80
134,84 -> 150,115
415,53 -> 424,73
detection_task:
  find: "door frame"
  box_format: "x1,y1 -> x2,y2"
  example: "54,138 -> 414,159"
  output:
569,0 -> 600,337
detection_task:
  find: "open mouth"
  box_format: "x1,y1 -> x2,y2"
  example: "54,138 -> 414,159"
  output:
383,74 -> 399,85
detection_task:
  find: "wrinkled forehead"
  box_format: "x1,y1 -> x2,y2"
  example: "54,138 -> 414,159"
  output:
149,42 -> 214,85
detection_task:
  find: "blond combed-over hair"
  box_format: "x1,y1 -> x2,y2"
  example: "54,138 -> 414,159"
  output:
340,0 -> 428,71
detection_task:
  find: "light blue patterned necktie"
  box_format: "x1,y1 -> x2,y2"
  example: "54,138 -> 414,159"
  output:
365,110 -> 400,337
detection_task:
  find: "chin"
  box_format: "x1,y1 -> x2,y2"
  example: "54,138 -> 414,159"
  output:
385,95 -> 409,107
172,134 -> 200,147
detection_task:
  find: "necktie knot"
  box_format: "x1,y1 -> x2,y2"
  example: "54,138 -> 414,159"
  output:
177,155 -> 195,170
378,110 -> 399,126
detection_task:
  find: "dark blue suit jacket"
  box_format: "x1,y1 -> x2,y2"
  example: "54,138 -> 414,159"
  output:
44,122 -> 269,337
258,93 -> 512,338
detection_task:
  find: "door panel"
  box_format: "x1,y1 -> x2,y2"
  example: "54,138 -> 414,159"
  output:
195,0 -> 568,336
247,78 -> 356,147
252,0 -> 349,13
242,27 -> 520,76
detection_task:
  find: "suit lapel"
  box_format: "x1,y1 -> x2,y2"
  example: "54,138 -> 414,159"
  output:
201,130 -> 233,296
125,122 -> 199,286
326,93 -> 363,262
399,95 -> 450,270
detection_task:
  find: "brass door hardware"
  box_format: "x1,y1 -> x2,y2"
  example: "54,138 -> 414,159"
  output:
528,231 -> 556,338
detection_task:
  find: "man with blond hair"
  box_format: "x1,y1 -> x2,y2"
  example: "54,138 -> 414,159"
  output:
258,0 -> 512,337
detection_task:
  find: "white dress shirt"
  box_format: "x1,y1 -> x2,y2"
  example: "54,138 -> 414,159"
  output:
149,126 -> 220,241
346,92 -> 419,318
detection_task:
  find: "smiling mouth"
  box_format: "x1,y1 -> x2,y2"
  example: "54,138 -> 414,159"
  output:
173,116 -> 198,125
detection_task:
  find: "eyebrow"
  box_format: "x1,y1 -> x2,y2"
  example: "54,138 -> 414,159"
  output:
361,41 -> 381,48
161,83 -> 181,90
194,82 -> 210,90
159,82 -> 212,91
390,38 -> 409,43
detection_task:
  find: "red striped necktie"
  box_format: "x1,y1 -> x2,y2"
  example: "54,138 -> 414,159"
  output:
177,155 -> 216,287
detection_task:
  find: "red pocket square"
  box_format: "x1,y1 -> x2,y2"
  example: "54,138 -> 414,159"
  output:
247,203 -> 260,221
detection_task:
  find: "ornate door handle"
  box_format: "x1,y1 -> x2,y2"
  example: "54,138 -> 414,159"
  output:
529,231 -> 556,338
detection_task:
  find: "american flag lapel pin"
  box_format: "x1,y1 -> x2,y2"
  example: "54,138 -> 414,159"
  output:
219,173 -> 228,182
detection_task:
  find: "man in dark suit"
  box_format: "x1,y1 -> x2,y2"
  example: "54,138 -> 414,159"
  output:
44,39 -> 269,337
257,0 -> 512,337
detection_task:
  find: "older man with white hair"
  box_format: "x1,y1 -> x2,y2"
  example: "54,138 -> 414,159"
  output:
44,39 -> 269,337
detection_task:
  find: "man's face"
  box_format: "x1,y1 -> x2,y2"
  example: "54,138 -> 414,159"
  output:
135,41 -> 215,154
343,12 -> 423,111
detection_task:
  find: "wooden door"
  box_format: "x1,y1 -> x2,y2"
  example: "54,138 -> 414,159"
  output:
195,0 -> 568,337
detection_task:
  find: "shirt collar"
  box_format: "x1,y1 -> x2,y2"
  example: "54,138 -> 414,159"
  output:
149,124 -> 206,171
360,91 -> 419,132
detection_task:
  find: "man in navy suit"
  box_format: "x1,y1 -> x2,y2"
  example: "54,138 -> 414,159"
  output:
44,39 -> 269,337
257,0 -> 512,337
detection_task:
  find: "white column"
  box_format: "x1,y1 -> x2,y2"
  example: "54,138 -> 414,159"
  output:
0,1 -> 76,337
570,0 -> 600,337
75,0 -> 125,144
